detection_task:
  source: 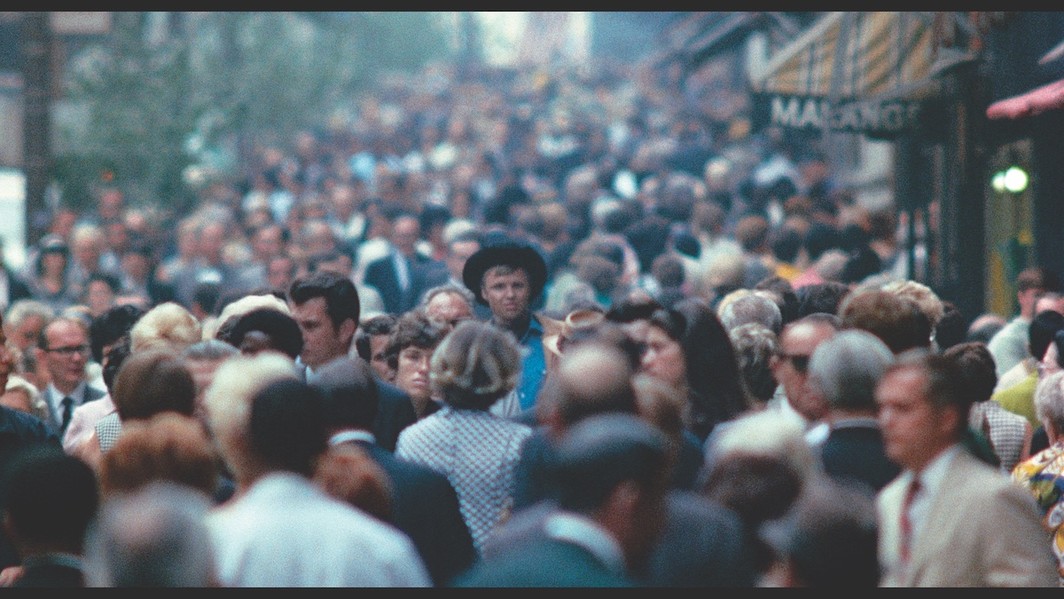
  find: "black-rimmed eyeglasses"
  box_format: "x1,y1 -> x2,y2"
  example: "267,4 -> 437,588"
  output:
44,344 -> 90,357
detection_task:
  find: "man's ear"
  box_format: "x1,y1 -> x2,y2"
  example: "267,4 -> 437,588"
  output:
339,318 -> 357,344
936,403 -> 962,440
604,479 -> 641,523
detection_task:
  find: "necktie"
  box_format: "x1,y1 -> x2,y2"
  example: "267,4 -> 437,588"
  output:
899,477 -> 922,563
60,396 -> 74,434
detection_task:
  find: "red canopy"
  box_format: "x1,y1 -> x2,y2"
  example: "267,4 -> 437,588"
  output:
986,78 -> 1064,120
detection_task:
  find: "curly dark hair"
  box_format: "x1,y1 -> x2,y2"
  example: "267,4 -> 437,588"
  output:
354,314 -> 398,363
384,311 -> 449,371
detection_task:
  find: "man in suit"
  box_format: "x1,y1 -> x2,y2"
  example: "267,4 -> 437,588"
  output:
511,339 -> 640,512
452,413 -> 672,587
362,212 -> 442,316
34,317 -> 107,438
807,329 -> 900,493
874,350 -> 1057,587
288,271 -> 416,451
312,355 -> 475,587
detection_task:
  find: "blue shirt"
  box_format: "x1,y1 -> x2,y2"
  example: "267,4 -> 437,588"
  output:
515,315 -> 548,411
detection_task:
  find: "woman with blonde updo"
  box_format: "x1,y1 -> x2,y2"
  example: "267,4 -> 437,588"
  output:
394,320 -> 533,554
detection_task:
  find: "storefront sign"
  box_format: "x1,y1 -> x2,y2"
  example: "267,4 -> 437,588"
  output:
753,93 -> 922,136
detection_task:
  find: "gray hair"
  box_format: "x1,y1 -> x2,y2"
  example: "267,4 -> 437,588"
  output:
181,338 -> 239,362
718,290 -> 782,335
419,283 -> 475,310
807,329 -> 894,412
728,323 -> 779,403
1035,370 -> 1064,435
705,409 -> 816,483
84,481 -> 215,587
3,299 -> 55,330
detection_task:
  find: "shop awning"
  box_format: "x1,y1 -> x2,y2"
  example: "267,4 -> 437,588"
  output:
985,78 -> 1064,120
749,12 -> 969,135
647,12 -> 754,70
683,12 -> 758,70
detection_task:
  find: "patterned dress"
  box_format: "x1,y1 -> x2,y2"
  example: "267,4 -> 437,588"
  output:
971,400 -> 1031,474
1012,440 -> 1064,585
395,405 -> 532,553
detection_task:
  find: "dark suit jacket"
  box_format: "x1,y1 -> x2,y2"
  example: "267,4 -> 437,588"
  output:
146,276 -> 177,307
345,439 -> 475,586
452,534 -> 634,587
0,407 -> 62,570
373,379 -> 418,453
819,420 -> 901,494
300,360 -> 416,453
489,492 -> 755,588
510,427 -> 556,513
641,491 -> 757,587
3,267 -> 32,307
43,385 -> 107,438
11,555 -> 83,588
363,251 -> 444,315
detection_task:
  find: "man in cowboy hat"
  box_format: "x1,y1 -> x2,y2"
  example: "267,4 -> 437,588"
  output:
463,239 -> 551,412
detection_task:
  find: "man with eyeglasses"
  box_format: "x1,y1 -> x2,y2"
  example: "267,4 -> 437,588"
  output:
768,313 -> 841,446
34,317 -> 106,437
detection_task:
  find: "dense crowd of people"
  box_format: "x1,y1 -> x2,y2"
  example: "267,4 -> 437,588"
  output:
0,55 -> 1062,587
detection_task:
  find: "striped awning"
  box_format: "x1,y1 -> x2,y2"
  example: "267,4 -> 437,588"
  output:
750,12 -> 943,103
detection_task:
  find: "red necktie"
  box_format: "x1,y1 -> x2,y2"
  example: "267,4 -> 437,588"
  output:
899,477 -> 922,563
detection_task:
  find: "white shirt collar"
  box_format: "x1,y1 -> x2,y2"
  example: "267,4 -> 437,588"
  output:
48,381 -> 87,407
543,511 -> 626,576
328,430 -> 376,446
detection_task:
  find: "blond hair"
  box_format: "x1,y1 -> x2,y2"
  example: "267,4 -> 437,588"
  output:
430,320 -> 521,410
201,353 -> 298,481
130,302 -> 202,354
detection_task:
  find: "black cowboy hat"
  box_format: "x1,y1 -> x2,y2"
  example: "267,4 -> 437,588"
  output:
462,241 -> 548,306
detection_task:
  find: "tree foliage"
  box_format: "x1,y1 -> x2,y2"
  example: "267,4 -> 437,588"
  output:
54,11 -> 456,214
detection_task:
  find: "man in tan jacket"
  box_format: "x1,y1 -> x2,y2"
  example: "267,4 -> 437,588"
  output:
875,350 -> 1057,587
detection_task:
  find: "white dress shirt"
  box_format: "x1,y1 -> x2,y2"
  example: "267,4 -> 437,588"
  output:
206,472 -> 430,587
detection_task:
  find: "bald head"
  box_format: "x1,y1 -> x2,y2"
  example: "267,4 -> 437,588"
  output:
553,342 -> 638,427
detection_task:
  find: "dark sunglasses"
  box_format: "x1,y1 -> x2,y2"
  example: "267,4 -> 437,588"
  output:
780,353 -> 811,373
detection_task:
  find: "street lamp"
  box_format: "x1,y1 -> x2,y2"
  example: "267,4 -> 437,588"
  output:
993,163 -> 1033,286
992,170 -> 1007,193
1003,165 -> 1029,194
